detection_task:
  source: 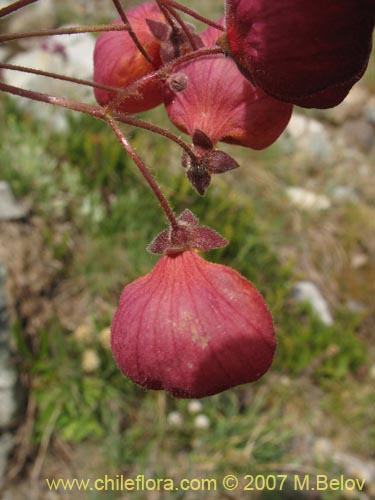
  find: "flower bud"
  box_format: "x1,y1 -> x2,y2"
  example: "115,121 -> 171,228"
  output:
93,2 -> 165,113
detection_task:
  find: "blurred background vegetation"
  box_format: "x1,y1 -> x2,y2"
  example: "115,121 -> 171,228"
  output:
0,1 -> 374,499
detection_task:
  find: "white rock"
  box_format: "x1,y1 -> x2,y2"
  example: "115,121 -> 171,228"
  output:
3,30 -> 96,131
194,414 -> 210,430
73,324 -> 93,344
314,438 -> 375,485
167,411 -> 184,428
331,185 -> 357,204
99,327 -> 111,350
286,187 -> 331,211
81,349 -> 100,373
0,353 -> 18,429
292,281 -> 333,326
187,400 -> 203,414
366,97 -> 375,125
6,0 -> 56,35
282,114 -> 333,161
325,85 -> 370,124
0,181 -> 29,221
0,433 -> 14,487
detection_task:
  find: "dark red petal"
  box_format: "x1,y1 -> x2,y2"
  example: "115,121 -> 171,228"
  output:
226,0 -> 375,108
164,55 -> 292,148
111,251 -> 276,398
192,227 -> 228,250
93,2 -> 165,113
207,150 -> 239,174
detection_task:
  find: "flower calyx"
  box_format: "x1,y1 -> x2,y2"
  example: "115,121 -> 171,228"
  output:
146,18 -> 203,64
182,129 -> 239,195
147,209 -> 228,255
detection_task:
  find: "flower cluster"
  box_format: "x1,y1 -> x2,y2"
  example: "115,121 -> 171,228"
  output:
91,0 -> 375,398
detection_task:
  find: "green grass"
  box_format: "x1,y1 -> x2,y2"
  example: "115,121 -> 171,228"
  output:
0,94 -> 373,496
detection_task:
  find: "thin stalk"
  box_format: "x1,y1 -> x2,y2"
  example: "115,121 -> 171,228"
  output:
159,1 -> 200,51
0,81 -> 105,119
114,112 -> 196,159
0,80 -> 196,161
157,0 -> 225,31
0,82 -> 177,227
155,0 -> 176,33
111,0 -> 154,66
107,117 -> 178,229
0,0 -> 38,19
106,45 -> 223,113
0,63 -> 120,93
0,24 -> 130,44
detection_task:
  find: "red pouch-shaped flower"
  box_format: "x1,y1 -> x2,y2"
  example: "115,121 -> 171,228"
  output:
225,0 -> 375,108
93,2 -> 165,113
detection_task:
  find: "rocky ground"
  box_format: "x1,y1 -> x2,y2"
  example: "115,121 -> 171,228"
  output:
0,1 -> 374,499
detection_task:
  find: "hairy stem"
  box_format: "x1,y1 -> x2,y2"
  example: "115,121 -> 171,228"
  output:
114,112 -> 196,159
0,81 -> 105,119
157,0 -> 225,31
111,0 -> 154,66
0,0 -> 38,19
0,24 -> 130,44
0,63 -> 121,93
106,45 -> 223,113
0,79 -> 195,162
159,1 -> 200,51
107,117 -> 178,229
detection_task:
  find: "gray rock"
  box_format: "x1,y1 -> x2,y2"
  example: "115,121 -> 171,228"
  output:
0,265 -> 8,346
330,185 -> 358,204
0,352 -> 18,429
3,31 -> 95,132
292,281 -> 334,326
282,114 -> 334,162
0,264 -> 19,486
342,120 -> 375,154
286,187 -> 331,211
324,85 -> 370,124
366,97 -> 375,125
0,433 -> 14,487
314,438 -> 375,485
0,182 -> 28,221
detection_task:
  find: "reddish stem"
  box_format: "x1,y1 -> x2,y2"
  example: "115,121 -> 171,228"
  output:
157,0 -> 225,31
106,45 -> 223,113
0,81 -> 105,119
160,2 -> 200,51
0,79 -> 195,161
0,63 -> 122,93
0,24 -> 130,44
0,82 -> 178,228
111,0 -> 154,66
0,0 -> 37,19
107,117 -> 178,229
114,112 -> 197,159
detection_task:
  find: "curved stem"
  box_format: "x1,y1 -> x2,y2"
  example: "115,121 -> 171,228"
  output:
0,24 -> 130,44
113,112 -> 196,159
106,46 -> 223,113
0,82 -> 179,228
0,80 -> 196,161
0,63 -> 121,93
157,0 -> 225,31
107,117 -> 178,229
0,0 -> 38,19
0,81 -> 105,119
111,0 -> 154,66
163,3 -> 200,51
